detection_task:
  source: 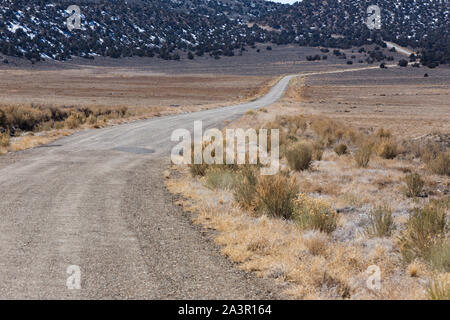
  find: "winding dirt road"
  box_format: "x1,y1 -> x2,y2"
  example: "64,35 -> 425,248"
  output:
0,76 -> 293,299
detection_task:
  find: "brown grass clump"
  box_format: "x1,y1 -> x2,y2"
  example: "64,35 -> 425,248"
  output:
426,152 -> 450,176
398,204 -> 448,267
428,240 -> 450,272
404,172 -> 425,198
365,205 -> 395,238
286,142 -> 313,171
375,128 -> 392,139
233,166 -> 258,211
311,141 -> 324,161
0,104 -> 131,134
255,174 -> 298,219
302,231 -> 329,256
334,143 -> 348,156
354,142 -> 373,168
427,274 -> 450,300
294,194 -> 338,234
419,143 -> 449,176
0,132 -> 10,147
376,139 -> 398,159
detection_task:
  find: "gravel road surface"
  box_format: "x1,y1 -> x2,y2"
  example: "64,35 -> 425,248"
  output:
0,75 -> 293,299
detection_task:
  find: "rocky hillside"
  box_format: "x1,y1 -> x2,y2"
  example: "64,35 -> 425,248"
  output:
0,0 -> 448,67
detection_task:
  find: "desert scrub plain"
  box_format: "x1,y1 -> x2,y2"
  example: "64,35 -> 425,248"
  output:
166,70 -> 450,299
0,67 -> 280,155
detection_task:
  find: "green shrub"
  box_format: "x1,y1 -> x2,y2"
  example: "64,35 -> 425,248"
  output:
399,204 -> 447,265
286,142 -> 312,171
365,205 -> 395,237
334,143 -> 348,156
404,172 -> 424,197
429,240 -> 450,272
294,195 -> 338,234
205,168 -> 236,190
255,174 -> 298,219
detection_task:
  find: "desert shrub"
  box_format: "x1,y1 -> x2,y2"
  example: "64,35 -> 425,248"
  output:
427,275 -> 450,300
286,142 -> 312,171
311,141 -> 324,161
426,152 -> 449,176
354,142 -> 373,168
255,174 -> 298,219
87,115 -> 97,125
0,132 -> 10,147
54,121 -> 65,130
294,194 -> 338,233
404,172 -> 424,197
311,118 -> 341,146
375,128 -> 391,139
428,240 -> 450,272
399,204 -> 447,265
188,142 -> 210,177
334,143 -> 348,155
64,112 -> 86,129
190,163 -> 208,177
377,139 -> 398,159
205,168 -> 236,190
365,205 -> 395,237
233,166 -> 258,210
245,110 -> 256,116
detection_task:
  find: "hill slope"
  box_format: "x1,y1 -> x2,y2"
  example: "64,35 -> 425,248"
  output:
0,0 -> 448,66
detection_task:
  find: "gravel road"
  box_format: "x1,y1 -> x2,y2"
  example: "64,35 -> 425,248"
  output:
0,75 -> 293,299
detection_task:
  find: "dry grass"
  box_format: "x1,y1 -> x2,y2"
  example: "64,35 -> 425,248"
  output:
255,174 -> 298,219
365,205 -> 395,238
404,172 -> 425,198
286,142 -> 313,171
165,70 -> 449,300
398,204 -> 448,266
0,132 -> 10,147
426,152 -> 450,176
166,168 -> 428,299
294,194 -> 338,234
354,142 -> 373,168
427,274 -> 450,300
376,138 -> 398,160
